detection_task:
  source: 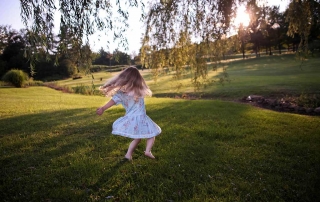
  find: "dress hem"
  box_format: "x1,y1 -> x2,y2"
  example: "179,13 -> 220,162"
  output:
112,131 -> 161,139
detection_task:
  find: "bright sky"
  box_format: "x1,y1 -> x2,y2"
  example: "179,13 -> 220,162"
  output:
0,0 -> 144,55
0,0 -> 289,54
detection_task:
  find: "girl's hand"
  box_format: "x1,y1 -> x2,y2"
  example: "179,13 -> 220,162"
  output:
96,107 -> 104,116
96,100 -> 115,116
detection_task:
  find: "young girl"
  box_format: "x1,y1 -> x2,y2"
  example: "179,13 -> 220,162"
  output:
96,66 -> 161,160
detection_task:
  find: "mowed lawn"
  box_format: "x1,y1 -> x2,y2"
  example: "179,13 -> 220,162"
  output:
57,54 -> 320,99
0,87 -> 319,201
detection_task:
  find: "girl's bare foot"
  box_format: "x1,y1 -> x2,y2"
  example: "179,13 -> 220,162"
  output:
144,151 -> 155,159
124,155 -> 132,161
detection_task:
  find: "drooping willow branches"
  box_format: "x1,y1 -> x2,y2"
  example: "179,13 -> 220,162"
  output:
140,0 -> 237,89
19,0 -> 319,87
20,0 -> 143,75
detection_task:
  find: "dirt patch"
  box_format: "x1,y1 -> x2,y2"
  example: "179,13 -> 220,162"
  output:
238,95 -> 320,116
173,93 -> 320,116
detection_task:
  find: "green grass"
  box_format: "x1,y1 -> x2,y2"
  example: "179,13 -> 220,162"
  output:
56,54 -> 320,100
1,87 -> 320,201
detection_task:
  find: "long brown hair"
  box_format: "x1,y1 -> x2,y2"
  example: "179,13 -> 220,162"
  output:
100,66 -> 152,97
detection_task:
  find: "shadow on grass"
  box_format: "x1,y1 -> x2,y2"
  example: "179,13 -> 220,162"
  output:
0,108 -> 128,200
0,101 -> 319,201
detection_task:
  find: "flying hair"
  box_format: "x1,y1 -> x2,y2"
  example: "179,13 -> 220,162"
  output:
99,66 -> 152,98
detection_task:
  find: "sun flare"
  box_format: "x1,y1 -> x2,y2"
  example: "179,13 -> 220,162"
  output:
234,6 -> 250,27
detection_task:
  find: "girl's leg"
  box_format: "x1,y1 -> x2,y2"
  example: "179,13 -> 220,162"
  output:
145,137 -> 156,159
125,139 -> 141,160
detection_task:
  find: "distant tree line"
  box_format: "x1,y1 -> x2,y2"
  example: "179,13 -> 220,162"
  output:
236,3 -> 320,59
1,0 -> 319,85
0,25 -> 133,81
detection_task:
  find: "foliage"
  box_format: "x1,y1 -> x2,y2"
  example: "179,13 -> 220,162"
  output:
93,47 -> 112,66
0,60 -> 8,77
286,0 -> 320,59
140,0 -> 238,88
286,0 -> 312,59
26,79 -> 44,86
1,69 -> 29,87
0,26 -> 29,75
73,84 -> 97,95
298,92 -> 320,108
59,59 -> 77,77
237,23 -> 250,58
13,0 -> 320,87
20,0 -> 140,74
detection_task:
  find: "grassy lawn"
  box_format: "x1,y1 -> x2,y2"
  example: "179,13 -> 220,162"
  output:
57,54 -> 320,100
1,87 -> 319,201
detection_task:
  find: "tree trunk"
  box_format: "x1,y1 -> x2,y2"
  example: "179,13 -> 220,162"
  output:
266,46 -> 268,55
242,48 -> 245,59
278,43 -> 281,54
269,46 -> 272,55
293,43 -> 296,52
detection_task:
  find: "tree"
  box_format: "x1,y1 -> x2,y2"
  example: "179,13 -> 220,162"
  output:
246,2 -> 267,58
93,47 -> 111,66
20,0 -> 136,74
0,27 -> 28,76
0,25 -> 11,55
19,0 -> 318,88
112,49 -> 131,65
286,0 -> 316,58
237,23 -> 250,58
308,0 -> 320,54
268,6 -> 287,54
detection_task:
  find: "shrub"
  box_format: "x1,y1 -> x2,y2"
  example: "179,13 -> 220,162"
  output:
27,78 -> 44,86
1,69 -> 29,87
73,84 -> 92,95
59,59 -> 77,77
298,93 -> 320,108
72,84 -> 102,96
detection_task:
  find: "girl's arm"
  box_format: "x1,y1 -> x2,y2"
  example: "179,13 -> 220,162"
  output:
96,99 -> 116,115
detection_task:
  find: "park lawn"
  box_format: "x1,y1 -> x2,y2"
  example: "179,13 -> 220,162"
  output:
147,54 -> 320,98
0,87 -> 319,201
55,71 -> 114,88
56,54 -> 320,100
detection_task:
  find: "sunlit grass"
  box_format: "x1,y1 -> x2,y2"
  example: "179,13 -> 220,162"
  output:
1,87 -> 319,201
57,54 -> 320,99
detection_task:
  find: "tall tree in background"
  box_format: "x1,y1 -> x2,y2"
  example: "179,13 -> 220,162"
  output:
286,0 -> 318,59
0,28 -> 28,76
237,23 -> 250,59
246,2 -> 266,57
308,0 -> 320,54
268,6 -> 286,54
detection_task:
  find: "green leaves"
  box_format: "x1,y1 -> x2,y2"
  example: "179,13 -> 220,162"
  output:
20,0 -> 140,74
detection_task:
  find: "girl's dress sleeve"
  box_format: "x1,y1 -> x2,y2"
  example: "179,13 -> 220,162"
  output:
112,92 -> 123,105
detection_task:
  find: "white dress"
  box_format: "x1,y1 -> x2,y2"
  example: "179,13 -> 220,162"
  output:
111,91 -> 161,139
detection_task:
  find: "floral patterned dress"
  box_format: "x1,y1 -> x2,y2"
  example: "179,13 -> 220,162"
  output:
111,91 -> 161,139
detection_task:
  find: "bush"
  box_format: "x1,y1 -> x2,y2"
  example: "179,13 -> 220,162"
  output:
72,84 -> 102,95
59,59 -> 77,77
298,93 -> 320,108
27,78 -> 44,86
1,69 -> 29,87
73,84 -> 92,95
